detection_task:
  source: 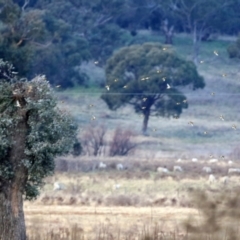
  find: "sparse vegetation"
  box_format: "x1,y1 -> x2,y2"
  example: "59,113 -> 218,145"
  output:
109,127 -> 136,156
81,124 -> 107,156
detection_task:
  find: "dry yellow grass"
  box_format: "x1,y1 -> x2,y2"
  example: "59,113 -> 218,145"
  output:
25,204 -> 198,238
25,159 -> 240,238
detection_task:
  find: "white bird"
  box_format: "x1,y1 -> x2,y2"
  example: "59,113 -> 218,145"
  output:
16,100 -> 21,107
188,121 -> 194,126
209,158 -> 218,163
113,184 -> 121,190
53,182 -> 65,191
166,84 -> 171,89
173,166 -> 183,172
116,163 -> 124,170
208,174 -> 216,184
157,167 -> 169,173
228,168 -> 240,174
192,158 -> 198,162
98,162 -> 107,169
202,166 -> 212,173
228,160 -> 233,165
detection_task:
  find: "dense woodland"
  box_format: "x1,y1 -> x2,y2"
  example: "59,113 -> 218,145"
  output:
1,0 -> 240,88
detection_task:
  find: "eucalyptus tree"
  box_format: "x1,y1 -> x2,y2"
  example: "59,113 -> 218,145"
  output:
101,42 -> 205,134
0,60 -> 78,240
0,0 -> 47,77
164,0 -> 231,64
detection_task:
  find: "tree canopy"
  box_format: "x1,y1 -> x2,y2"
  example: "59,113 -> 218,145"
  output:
0,0 -> 240,88
101,42 -> 205,133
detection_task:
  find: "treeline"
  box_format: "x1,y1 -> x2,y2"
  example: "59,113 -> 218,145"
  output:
1,0 -> 240,88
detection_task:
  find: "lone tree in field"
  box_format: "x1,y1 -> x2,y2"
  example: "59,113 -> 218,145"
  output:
0,60 -> 78,240
101,43 -> 205,134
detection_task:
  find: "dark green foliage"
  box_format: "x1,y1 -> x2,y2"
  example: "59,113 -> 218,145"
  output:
0,0 -> 46,77
0,60 -> 78,199
88,24 -> 130,65
227,36 -> 240,58
101,42 -> 205,132
72,141 -> 82,157
28,0 -> 128,86
28,11 -> 92,88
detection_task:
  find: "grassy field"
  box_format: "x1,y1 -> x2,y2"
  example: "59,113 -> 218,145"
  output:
26,32 -> 240,239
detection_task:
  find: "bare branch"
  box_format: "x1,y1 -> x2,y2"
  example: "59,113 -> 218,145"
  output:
109,127 -> 137,157
22,0 -> 29,12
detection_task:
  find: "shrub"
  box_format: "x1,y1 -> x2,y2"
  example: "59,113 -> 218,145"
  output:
227,44 -> 240,58
109,127 -> 137,156
227,36 -> 240,58
184,190 -> 240,240
81,124 -> 107,156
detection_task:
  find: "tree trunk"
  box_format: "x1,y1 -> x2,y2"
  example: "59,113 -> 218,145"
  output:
0,106 -> 28,240
192,22 -> 200,65
162,19 -> 174,45
0,186 -> 26,240
165,33 -> 173,45
142,109 -> 150,134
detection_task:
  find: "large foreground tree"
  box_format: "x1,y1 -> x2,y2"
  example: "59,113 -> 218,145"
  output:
0,60 -> 78,239
101,43 -> 205,134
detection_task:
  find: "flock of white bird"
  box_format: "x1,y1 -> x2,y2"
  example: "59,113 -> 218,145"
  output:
53,158 -> 240,190
156,157 -> 240,186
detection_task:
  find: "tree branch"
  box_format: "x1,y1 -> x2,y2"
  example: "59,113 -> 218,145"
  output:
22,0 -> 29,12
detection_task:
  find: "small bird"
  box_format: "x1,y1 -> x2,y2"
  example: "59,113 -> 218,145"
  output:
166,84 -> 171,89
188,121 -> 194,126
232,124 -> 237,130
213,51 -> 219,56
91,116 -> 96,120
56,85 -> 61,88
162,77 -> 166,81
123,85 -> 127,89
211,92 -> 215,96
219,115 -> 224,121
142,98 -> 147,102
105,85 -> 110,91
183,99 -> 187,103
16,100 -> 21,107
